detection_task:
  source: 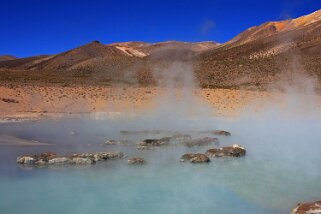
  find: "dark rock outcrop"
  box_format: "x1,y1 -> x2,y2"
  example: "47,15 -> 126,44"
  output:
206,144 -> 246,157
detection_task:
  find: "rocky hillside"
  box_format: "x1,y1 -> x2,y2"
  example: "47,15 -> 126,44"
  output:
196,9 -> 321,89
0,10 -> 320,89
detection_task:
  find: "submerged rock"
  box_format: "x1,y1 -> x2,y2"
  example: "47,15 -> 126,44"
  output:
136,145 -> 153,150
170,134 -> 192,141
184,137 -> 219,147
17,151 -> 124,166
200,130 -> 231,136
127,157 -> 146,165
136,137 -> 171,150
121,130 -> 174,135
104,139 -> 132,146
291,201 -> 321,214
0,135 -> 52,146
68,131 -> 78,136
206,144 -> 246,157
180,153 -> 210,163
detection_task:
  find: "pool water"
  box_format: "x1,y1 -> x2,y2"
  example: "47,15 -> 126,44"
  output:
0,114 -> 321,214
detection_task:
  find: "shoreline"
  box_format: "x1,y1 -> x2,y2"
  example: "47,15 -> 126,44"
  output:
1,85 -> 321,121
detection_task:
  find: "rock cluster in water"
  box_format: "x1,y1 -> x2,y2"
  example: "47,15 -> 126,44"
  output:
17,129 -> 244,167
291,201 -> 321,214
180,144 -> 246,164
135,135 -> 219,150
17,151 -> 124,165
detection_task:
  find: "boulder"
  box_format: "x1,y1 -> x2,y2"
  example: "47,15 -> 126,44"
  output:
184,137 -> 219,147
291,201 -> 321,214
180,153 -> 210,163
127,157 -> 146,165
206,144 -> 246,157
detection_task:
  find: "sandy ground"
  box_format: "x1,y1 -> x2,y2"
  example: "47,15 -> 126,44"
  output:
0,85 -> 320,121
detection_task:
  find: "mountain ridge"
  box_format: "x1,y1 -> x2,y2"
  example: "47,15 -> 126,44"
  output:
0,9 -> 320,89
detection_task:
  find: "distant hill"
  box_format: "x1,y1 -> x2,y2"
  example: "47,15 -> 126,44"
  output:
1,9 -> 321,89
0,55 -> 17,62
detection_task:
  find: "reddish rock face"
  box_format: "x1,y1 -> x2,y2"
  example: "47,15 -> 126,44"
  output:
292,201 -> 321,214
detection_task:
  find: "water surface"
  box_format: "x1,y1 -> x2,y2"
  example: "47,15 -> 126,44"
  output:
1,114 -> 320,214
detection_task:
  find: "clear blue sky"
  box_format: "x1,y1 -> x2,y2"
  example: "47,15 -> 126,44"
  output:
1,0 -> 321,57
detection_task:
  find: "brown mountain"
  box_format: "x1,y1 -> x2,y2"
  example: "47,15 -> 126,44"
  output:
0,9 -> 320,88
196,9 -> 321,89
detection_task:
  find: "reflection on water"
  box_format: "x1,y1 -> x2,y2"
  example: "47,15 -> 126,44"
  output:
0,115 -> 321,214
